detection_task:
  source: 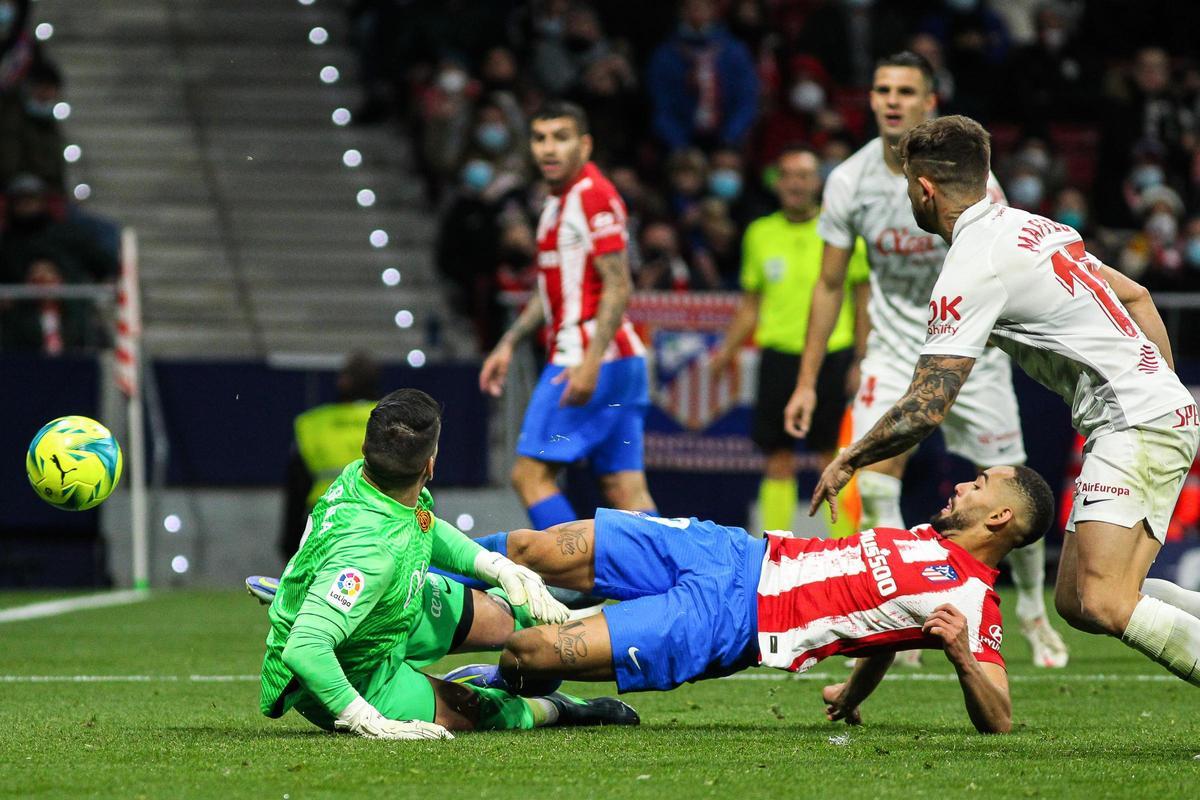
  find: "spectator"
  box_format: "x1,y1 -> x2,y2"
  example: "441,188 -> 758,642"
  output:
570,51 -> 641,166
280,353 -> 381,559
2,58 -> 67,192
1001,137 -> 1065,213
690,197 -> 739,288
634,219 -> 710,291
0,174 -> 117,286
1050,186 -> 1092,238
918,0 -> 1012,120
466,93 -> 530,183
0,256 -> 93,354
1002,2 -> 1098,128
417,58 -> 480,201
1097,47 -> 1195,226
665,147 -> 708,242
706,146 -> 771,230
531,3 -> 611,96
909,33 -> 957,111
645,0 -> 759,152
1182,215 -> 1200,290
1118,185 -> 1186,288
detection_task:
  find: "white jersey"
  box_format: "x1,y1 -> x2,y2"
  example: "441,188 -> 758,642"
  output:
818,138 -> 1006,364
923,199 -> 1195,437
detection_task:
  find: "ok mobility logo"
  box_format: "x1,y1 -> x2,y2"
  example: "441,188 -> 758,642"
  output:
927,295 -> 963,336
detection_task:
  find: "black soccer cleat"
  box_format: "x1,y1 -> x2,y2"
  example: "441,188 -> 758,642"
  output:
547,691 -> 640,726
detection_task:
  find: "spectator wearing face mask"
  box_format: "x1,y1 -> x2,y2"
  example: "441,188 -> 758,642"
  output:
0,58 -> 67,192
634,219 -> 715,292
1050,187 -> 1092,239
0,174 -> 117,286
645,0 -> 759,152
917,0 -> 1011,121
1117,185 -> 1186,289
417,59 -> 480,202
531,3 -> 612,96
0,256 -> 96,354
1097,47 -> 1193,227
1181,216 -> 1200,291
569,51 -> 641,166
665,147 -> 709,243
1002,2 -> 1098,127
1002,138 -> 1065,214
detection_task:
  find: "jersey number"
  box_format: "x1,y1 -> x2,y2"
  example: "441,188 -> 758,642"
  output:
1051,242 -> 1137,338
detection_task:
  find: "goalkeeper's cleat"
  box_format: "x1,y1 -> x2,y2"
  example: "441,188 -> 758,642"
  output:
441,663 -> 563,697
546,691 -> 639,726
246,575 -> 280,605
894,649 -> 924,668
1020,614 -> 1069,668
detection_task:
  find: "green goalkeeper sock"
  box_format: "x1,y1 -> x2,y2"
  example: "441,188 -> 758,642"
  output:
758,477 -> 797,532
486,587 -> 538,631
468,685 -> 540,730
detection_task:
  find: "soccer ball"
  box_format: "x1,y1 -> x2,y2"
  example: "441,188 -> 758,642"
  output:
26,416 -> 123,511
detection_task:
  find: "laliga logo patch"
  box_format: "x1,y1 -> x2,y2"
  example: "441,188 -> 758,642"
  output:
325,568 -> 365,613
416,509 -> 433,533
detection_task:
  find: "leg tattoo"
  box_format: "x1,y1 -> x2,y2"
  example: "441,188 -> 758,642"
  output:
554,621 -> 589,664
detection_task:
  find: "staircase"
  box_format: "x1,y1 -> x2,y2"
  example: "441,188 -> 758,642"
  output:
36,0 -> 470,360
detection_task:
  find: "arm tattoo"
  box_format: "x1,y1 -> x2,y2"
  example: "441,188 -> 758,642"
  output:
584,250 -> 633,361
554,620 -> 589,664
844,354 -> 975,470
553,522 -> 591,556
501,296 -> 545,347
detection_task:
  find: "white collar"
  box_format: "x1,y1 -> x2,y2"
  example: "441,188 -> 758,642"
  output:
950,196 -> 992,243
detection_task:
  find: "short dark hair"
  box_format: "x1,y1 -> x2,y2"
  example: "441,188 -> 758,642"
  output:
875,51 -> 936,92
1007,465 -> 1056,547
361,388 -> 441,491
898,115 -> 991,195
530,100 -> 589,136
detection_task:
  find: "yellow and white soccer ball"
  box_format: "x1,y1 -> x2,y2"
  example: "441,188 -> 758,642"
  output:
26,415 -> 123,511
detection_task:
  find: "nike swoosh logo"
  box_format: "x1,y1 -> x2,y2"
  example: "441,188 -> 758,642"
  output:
1081,497 -> 1113,507
627,646 -> 642,671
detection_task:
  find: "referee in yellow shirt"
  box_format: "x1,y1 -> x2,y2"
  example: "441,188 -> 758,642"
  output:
711,145 -> 870,533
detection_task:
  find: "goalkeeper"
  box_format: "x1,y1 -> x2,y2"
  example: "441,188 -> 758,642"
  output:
258,388 -> 638,739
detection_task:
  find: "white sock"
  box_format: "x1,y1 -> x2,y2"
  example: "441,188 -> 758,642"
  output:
1142,578 -> 1200,619
856,471 -> 904,529
1121,595 -> 1200,686
528,697 -> 560,727
1007,537 -> 1047,621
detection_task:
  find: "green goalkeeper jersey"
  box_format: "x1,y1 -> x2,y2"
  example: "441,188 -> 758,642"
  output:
259,459 -> 483,718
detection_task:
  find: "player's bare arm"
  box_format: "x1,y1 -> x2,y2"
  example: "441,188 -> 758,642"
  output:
710,292 -> 760,374
810,354 -> 975,517
554,249 -> 632,406
1097,264 -> 1175,370
821,652 -> 894,726
785,243 -> 854,437
923,604 -> 1012,734
846,280 -> 872,397
480,298 -> 545,396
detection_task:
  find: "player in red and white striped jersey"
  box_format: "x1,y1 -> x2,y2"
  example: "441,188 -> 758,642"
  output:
469,464 -> 1055,734
480,102 -> 655,550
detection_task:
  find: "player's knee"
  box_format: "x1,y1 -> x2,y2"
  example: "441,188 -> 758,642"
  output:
599,473 -> 649,510
501,628 -> 555,677
1075,585 -> 1134,635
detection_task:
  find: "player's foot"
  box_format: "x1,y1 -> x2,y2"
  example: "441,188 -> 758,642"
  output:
546,691 -> 640,726
1020,615 -> 1069,668
894,649 -> 924,668
246,575 -> 280,605
441,663 -> 563,697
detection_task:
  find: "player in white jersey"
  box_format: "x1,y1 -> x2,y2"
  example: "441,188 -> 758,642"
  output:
782,52 -> 1066,668
811,115 -> 1200,688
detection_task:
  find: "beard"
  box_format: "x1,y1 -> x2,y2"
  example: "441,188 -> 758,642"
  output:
929,507 -> 971,534
911,197 -> 938,234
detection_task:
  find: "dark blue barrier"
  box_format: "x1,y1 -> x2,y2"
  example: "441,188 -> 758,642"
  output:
152,360 -> 489,487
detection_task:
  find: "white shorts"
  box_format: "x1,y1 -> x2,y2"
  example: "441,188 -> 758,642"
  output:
1066,405 -> 1199,544
852,347 -> 1026,467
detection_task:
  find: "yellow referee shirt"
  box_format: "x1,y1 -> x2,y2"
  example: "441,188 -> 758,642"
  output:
739,211 -> 869,355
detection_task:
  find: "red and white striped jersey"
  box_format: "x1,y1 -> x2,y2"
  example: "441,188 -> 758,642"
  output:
535,162 -> 645,367
756,525 -> 1005,672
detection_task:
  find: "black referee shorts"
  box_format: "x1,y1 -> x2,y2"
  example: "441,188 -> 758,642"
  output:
750,347 -> 854,455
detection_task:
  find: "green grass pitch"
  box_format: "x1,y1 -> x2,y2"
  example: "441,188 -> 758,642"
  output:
1,589 -> 1196,799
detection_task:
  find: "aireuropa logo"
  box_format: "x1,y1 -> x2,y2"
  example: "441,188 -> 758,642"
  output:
325,569 -> 365,613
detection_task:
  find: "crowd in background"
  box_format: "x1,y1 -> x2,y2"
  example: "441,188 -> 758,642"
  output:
0,0 -> 118,353
345,0 -> 1200,349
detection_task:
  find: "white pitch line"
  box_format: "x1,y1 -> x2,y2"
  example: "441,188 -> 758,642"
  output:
0,590 -> 150,624
721,672 -> 1178,683
0,672 -> 1178,684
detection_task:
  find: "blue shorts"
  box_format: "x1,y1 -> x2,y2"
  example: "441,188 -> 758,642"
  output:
516,356 -> 649,475
593,508 -> 768,693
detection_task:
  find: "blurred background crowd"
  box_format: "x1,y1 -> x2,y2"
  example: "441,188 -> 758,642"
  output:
338,0 -> 1200,350
0,0 -> 118,353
